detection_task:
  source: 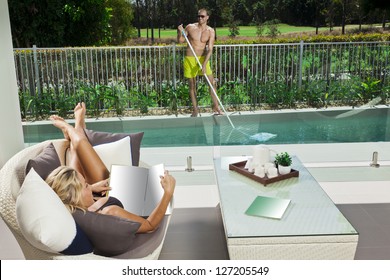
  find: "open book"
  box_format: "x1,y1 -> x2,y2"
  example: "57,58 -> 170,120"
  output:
108,164 -> 172,216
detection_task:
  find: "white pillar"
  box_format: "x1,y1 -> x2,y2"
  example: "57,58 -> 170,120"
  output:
0,0 -> 24,167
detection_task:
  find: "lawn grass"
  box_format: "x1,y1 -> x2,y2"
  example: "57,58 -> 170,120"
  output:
140,23 -> 380,39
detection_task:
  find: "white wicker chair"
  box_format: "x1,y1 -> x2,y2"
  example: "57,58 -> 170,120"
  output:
0,139 -> 170,260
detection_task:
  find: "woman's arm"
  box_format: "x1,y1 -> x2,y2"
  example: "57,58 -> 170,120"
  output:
139,173 -> 175,232
90,179 -> 111,196
100,171 -> 175,233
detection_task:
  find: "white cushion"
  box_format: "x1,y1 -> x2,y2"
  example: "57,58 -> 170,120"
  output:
16,168 -> 77,252
93,136 -> 132,170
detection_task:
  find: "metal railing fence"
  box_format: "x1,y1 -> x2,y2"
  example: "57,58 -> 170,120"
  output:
14,41 -> 390,112
214,41 -> 390,88
14,45 -> 180,99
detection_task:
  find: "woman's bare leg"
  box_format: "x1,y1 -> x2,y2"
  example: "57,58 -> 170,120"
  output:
68,102 -> 87,177
74,102 -> 86,130
50,105 -> 109,183
73,103 -> 109,182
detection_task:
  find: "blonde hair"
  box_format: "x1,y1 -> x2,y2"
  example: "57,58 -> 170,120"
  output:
46,166 -> 86,213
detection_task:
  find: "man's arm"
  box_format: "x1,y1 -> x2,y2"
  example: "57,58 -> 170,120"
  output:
202,27 -> 215,71
177,24 -> 186,43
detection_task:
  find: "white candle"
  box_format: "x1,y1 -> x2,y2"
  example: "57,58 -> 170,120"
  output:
253,145 -> 270,166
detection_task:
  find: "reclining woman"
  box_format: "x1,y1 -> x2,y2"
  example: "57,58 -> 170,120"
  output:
45,102 -> 175,234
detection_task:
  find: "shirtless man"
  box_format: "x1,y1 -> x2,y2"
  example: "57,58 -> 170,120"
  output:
177,8 -> 222,117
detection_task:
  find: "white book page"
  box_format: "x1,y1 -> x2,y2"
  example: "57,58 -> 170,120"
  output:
143,164 -> 171,216
109,165 -> 149,216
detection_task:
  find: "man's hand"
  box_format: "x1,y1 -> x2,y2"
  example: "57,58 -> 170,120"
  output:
177,24 -> 186,43
202,62 -> 207,74
177,24 -> 184,34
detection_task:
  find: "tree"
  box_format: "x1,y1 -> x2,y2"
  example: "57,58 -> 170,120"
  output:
8,0 -> 66,47
265,19 -> 281,38
232,0 -> 250,25
134,0 -> 142,37
361,0 -> 390,29
63,0 -> 112,46
220,2 -> 239,37
9,0 -> 137,47
340,0 -> 351,34
324,0 -> 337,31
353,0 -> 366,31
108,0 -> 137,45
310,0 -> 328,34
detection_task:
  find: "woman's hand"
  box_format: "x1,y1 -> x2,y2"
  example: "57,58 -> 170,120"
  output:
160,170 -> 175,196
90,179 -> 111,196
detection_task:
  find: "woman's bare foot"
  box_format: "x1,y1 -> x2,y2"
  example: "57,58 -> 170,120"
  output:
50,115 -> 71,140
74,102 -> 86,130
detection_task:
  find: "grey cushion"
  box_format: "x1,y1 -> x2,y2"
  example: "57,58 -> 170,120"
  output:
114,216 -> 168,259
72,209 -> 141,257
84,129 -> 144,166
25,142 -> 61,180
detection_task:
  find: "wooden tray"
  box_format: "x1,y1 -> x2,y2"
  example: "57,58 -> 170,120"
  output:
229,160 -> 299,186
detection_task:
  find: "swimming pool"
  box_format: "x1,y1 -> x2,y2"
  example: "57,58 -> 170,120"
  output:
23,107 -> 390,147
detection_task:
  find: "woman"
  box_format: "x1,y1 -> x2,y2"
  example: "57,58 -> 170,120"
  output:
45,102 -> 175,233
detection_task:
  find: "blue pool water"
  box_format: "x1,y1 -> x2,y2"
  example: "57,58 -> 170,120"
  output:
23,107 -> 390,147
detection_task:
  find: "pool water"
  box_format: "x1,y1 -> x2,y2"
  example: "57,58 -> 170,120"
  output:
23,107 -> 390,147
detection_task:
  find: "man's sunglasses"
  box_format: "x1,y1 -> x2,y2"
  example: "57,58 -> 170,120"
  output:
197,15 -> 206,18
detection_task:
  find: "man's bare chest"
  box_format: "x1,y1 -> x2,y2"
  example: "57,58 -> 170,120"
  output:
188,28 -> 210,44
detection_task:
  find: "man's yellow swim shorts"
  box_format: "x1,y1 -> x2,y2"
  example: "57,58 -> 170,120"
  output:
183,56 -> 212,78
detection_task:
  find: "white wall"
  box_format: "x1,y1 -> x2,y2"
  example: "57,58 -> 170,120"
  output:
0,0 -> 24,167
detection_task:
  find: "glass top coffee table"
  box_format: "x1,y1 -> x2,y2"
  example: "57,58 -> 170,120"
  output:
214,156 -> 358,260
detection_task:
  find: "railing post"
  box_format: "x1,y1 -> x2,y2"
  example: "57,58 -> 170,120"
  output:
172,43 -> 176,90
298,40 -> 304,90
33,44 -> 41,97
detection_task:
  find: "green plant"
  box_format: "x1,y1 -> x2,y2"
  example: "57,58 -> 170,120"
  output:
27,93 -> 53,119
197,82 -> 212,106
160,81 -> 189,115
256,22 -> 266,36
54,91 -> 76,118
359,77 -> 381,103
219,80 -> 249,109
274,152 -> 292,167
130,88 -> 157,115
79,83 -> 111,118
265,19 -> 281,38
228,22 -> 240,38
105,82 -> 129,116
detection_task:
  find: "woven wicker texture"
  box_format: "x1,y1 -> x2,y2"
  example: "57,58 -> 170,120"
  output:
214,157 -> 359,260
0,139 -> 168,260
